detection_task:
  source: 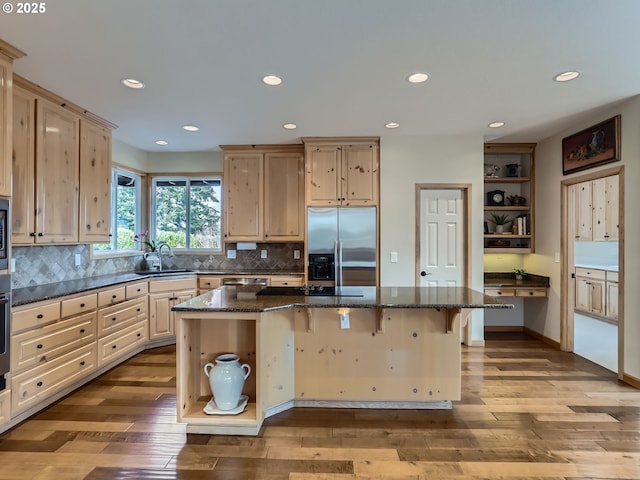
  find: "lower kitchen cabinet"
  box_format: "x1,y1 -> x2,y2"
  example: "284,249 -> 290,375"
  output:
96,296 -> 148,367
575,267 -> 606,317
97,321 -> 147,367
0,390 -> 10,426
270,275 -> 304,287
605,271 -> 618,321
148,277 -> 197,340
484,287 -> 548,298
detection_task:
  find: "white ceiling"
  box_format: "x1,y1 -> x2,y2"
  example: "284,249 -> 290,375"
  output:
1,0 -> 639,152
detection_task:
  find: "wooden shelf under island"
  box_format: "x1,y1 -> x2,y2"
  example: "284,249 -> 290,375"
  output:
172,285 -> 511,435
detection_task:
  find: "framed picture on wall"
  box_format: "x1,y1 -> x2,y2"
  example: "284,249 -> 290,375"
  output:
562,115 -> 620,175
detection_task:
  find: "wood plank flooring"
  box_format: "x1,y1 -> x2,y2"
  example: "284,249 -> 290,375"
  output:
1,331 -> 639,479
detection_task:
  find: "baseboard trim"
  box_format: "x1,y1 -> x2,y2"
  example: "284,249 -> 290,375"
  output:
485,326 -> 524,332
467,339 -> 485,347
523,326 -> 561,349
622,373 -> 640,389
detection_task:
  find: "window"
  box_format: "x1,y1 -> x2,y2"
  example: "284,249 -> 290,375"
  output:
93,168 -> 142,254
151,176 -> 222,251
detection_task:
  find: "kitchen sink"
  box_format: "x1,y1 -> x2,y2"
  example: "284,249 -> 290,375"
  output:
135,269 -> 192,275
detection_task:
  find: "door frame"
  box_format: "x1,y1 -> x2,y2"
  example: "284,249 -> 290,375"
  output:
415,183 -> 472,344
560,165 -> 624,379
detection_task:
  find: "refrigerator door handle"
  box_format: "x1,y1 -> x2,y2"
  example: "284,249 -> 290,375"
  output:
338,240 -> 344,287
333,240 -> 339,286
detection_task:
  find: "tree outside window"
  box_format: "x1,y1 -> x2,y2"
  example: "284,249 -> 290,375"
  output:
152,177 -> 222,251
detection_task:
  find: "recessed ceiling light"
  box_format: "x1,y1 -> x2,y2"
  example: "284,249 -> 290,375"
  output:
407,73 -> 429,84
554,71 -> 580,82
182,125 -> 199,132
155,140 -> 168,146
283,123 -> 297,130
262,75 -> 283,86
385,122 -> 400,129
120,78 -> 145,89
488,121 -> 505,128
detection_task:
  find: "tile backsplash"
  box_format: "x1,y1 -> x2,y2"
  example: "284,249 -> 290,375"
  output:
11,243 -> 304,289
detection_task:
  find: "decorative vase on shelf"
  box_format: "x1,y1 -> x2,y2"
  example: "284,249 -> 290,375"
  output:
203,353 -> 251,410
495,225 -> 504,233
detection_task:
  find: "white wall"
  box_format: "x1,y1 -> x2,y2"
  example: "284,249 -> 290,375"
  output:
527,94 -> 640,381
112,139 -> 148,171
147,151 -> 223,173
379,135 -> 486,342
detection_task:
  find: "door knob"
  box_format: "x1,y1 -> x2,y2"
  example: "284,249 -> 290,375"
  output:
420,271 -> 431,277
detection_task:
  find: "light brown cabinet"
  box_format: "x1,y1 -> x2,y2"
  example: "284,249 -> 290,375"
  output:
573,175 -> 619,242
605,271 -> 618,321
0,55 -> 14,197
575,267 -> 606,316
12,77 -> 114,245
148,277 -> 196,339
303,137 -> 379,206
222,145 -> 304,242
483,143 -> 536,253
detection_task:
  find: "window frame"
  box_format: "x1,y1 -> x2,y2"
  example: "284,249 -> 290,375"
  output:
150,173 -> 223,253
92,166 -> 143,257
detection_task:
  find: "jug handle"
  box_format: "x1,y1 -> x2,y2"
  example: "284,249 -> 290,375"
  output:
241,363 -> 251,380
203,362 -> 214,377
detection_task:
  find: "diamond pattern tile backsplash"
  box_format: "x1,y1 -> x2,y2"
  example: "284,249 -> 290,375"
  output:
11,243 -> 304,289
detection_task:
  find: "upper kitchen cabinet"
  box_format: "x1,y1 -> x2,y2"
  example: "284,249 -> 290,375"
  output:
0,40 -> 26,198
12,76 -> 116,245
484,143 -> 536,254
222,145 -> 304,242
573,175 -> 619,242
79,121 -> 112,243
302,137 -> 379,207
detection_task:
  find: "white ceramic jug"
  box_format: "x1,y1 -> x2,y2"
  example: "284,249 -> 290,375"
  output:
203,353 -> 251,410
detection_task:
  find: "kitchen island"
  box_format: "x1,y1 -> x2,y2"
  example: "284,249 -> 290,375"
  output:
173,286 -> 510,435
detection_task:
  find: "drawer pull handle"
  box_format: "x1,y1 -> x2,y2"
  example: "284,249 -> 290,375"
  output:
37,381 -> 43,387
37,344 -> 43,349
112,295 -> 117,299
37,314 -> 44,319
80,329 -> 86,334
137,288 -> 141,292
137,308 -> 141,312
112,345 -> 117,349
80,361 -> 85,366
137,333 -> 141,337
112,317 -> 117,321
80,303 -> 85,307
529,291 -> 534,295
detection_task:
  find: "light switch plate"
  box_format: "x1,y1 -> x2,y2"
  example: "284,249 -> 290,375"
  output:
11,258 -> 16,273
340,313 -> 350,329
74,254 -> 82,266
390,251 -> 398,263
227,249 -> 236,259
293,250 -> 301,259
261,249 -> 268,259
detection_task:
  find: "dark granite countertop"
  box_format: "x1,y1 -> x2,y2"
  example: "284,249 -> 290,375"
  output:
484,272 -> 550,288
11,270 -> 304,307
172,286 -> 512,313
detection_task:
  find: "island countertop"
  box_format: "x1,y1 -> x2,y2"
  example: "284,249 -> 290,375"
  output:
172,285 -> 511,313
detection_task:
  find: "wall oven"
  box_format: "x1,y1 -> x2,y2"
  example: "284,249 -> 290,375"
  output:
0,274 -> 10,391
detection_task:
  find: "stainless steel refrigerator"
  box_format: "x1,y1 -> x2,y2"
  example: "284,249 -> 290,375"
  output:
307,207 -> 377,286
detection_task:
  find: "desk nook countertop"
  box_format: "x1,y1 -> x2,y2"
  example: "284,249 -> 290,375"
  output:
173,286 -> 509,435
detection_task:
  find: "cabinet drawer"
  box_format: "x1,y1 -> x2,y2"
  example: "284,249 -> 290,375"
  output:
61,293 -> 97,318
11,343 -> 96,416
515,287 -> 548,297
98,298 -> 147,336
149,277 -> 197,293
97,321 -> 147,367
270,276 -> 304,287
606,271 -> 618,282
12,302 -> 61,333
574,267 -> 606,280
484,288 -> 516,297
0,390 -> 10,426
11,311 -> 96,374
198,276 -> 223,290
98,286 -> 127,307
126,281 -> 149,299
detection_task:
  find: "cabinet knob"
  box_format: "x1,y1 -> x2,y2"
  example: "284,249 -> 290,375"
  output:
30,232 -> 36,237
112,317 -> 117,321
80,361 -> 86,366
37,232 -> 44,236
112,295 -> 117,299
112,345 -> 117,349
37,344 -> 43,349
80,329 -> 85,334
37,381 -> 43,387
80,303 -> 85,307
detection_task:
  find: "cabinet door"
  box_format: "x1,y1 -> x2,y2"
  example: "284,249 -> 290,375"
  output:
224,153 -> 263,241
264,152 -> 304,241
79,121 -> 112,243
606,280 -> 618,320
575,277 -> 590,312
305,146 -> 341,206
11,86 -> 36,244
604,175 -> 619,241
574,181 -> 592,241
0,57 -> 11,197
35,99 -> 80,243
148,292 -> 173,339
589,279 -> 605,316
592,177 -> 607,241
342,143 -> 378,206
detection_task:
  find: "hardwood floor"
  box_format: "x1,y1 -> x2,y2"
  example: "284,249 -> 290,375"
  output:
1,332 -> 639,479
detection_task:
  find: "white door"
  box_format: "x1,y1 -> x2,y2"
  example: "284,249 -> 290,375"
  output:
418,189 -> 464,287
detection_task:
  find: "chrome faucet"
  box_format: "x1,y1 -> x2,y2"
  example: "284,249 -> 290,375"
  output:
156,242 -> 174,271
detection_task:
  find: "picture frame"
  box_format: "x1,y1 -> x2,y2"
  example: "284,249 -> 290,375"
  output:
562,115 -> 620,175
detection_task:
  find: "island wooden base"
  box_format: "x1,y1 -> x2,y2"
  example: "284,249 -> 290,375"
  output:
176,307 -> 467,435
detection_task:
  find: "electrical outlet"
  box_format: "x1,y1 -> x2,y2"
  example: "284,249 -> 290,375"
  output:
227,249 -> 236,259
261,249 -> 268,259
390,251 -> 398,263
74,254 -> 82,266
340,313 -> 350,329
293,249 -> 300,259
11,258 -> 16,273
